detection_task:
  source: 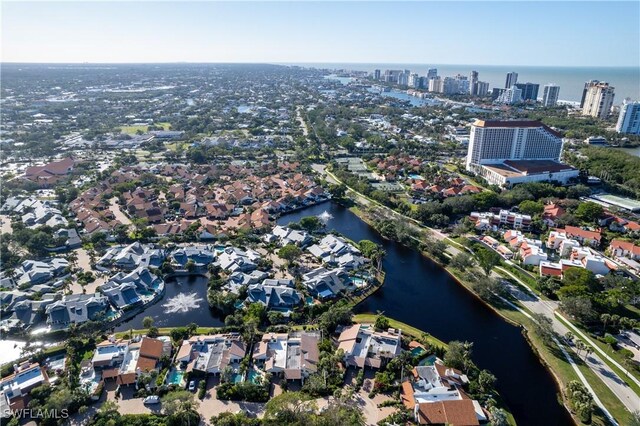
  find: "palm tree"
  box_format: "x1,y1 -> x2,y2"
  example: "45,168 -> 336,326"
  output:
564,332 -> 574,345
600,313 -> 611,334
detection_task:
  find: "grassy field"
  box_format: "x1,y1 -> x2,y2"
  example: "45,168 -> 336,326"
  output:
114,326 -> 220,339
353,313 -> 448,348
118,122 -> 171,134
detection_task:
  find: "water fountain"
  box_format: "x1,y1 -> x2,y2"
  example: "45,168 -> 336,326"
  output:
162,292 -> 204,314
317,210 -> 333,225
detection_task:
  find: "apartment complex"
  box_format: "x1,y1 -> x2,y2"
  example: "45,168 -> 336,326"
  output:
581,80 -> 615,119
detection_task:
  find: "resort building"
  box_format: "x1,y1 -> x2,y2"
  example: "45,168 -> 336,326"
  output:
465,120 -> 578,187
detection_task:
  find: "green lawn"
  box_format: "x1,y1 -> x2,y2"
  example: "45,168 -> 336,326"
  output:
353,313 -> 447,348
118,122 -> 171,135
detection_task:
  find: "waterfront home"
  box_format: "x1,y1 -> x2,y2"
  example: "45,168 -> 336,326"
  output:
13,258 -> 69,288
91,336 -> 169,379
264,225 -> 313,247
99,267 -> 162,310
0,361 -> 50,411
98,242 -> 166,270
245,280 -> 302,314
337,324 -> 402,369
45,293 -> 110,327
7,298 -> 54,330
252,332 -> 319,382
171,245 -> 216,268
302,267 -> 349,299
175,334 -> 246,375
217,247 -> 261,272
307,234 -> 366,269
225,270 -> 269,294
401,363 -> 486,426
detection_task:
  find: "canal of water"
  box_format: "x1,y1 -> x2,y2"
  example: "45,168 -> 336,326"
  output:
278,202 -> 572,426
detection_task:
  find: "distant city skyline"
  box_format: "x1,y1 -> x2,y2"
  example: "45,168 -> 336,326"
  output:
2,1 -> 639,66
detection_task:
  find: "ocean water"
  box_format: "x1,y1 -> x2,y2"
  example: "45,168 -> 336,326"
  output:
286,63 -> 640,103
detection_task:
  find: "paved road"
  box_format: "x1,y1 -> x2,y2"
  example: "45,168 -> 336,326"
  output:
498,268 -> 640,415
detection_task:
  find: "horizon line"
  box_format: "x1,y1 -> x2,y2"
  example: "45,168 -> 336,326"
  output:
1,61 -> 637,69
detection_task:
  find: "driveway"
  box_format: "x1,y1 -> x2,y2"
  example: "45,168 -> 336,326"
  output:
109,197 -> 132,225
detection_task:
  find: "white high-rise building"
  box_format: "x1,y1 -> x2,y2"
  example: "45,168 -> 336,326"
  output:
616,99 -> 640,135
408,73 -> 420,88
496,86 -> 522,104
465,120 -> 577,187
542,84 -> 560,107
581,81 -> 615,119
428,77 -> 443,93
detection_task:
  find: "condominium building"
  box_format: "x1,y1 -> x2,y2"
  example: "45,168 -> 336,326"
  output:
515,82 -> 539,101
427,68 -> 438,80
476,81 -> 490,97
542,84 -> 560,107
466,120 -> 578,186
581,80 -> 615,119
505,72 -> 518,89
496,86 -> 522,104
373,69 -> 381,80
428,77 -> 443,93
616,98 -> 640,134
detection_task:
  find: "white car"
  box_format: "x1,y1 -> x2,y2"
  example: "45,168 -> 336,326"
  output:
143,395 -> 160,405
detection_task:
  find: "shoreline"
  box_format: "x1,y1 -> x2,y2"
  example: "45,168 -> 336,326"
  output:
342,200 -> 580,425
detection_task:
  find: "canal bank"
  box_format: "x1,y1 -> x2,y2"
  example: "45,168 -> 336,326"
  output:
278,202 -> 574,426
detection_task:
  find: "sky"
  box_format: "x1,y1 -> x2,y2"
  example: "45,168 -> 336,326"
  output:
1,1 -> 639,66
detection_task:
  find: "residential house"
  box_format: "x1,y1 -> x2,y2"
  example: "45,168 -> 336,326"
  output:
45,294 -> 110,327
245,280 -> 302,314
337,324 -> 402,369
542,203 -> 566,226
217,247 -> 260,273
13,258 -> 69,288
519,242 -> 547,266
302,267 -> 349,299
175,334 -> 246,375
264,225 -> 313,247
252,332 -> 319,382
172,246 -> 216,268
307,235 -> 366,270
609,239 -> 640,261
0,361 -> 50,411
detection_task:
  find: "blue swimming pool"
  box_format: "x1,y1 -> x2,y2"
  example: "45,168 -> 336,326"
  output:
167,369 -> 185,385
